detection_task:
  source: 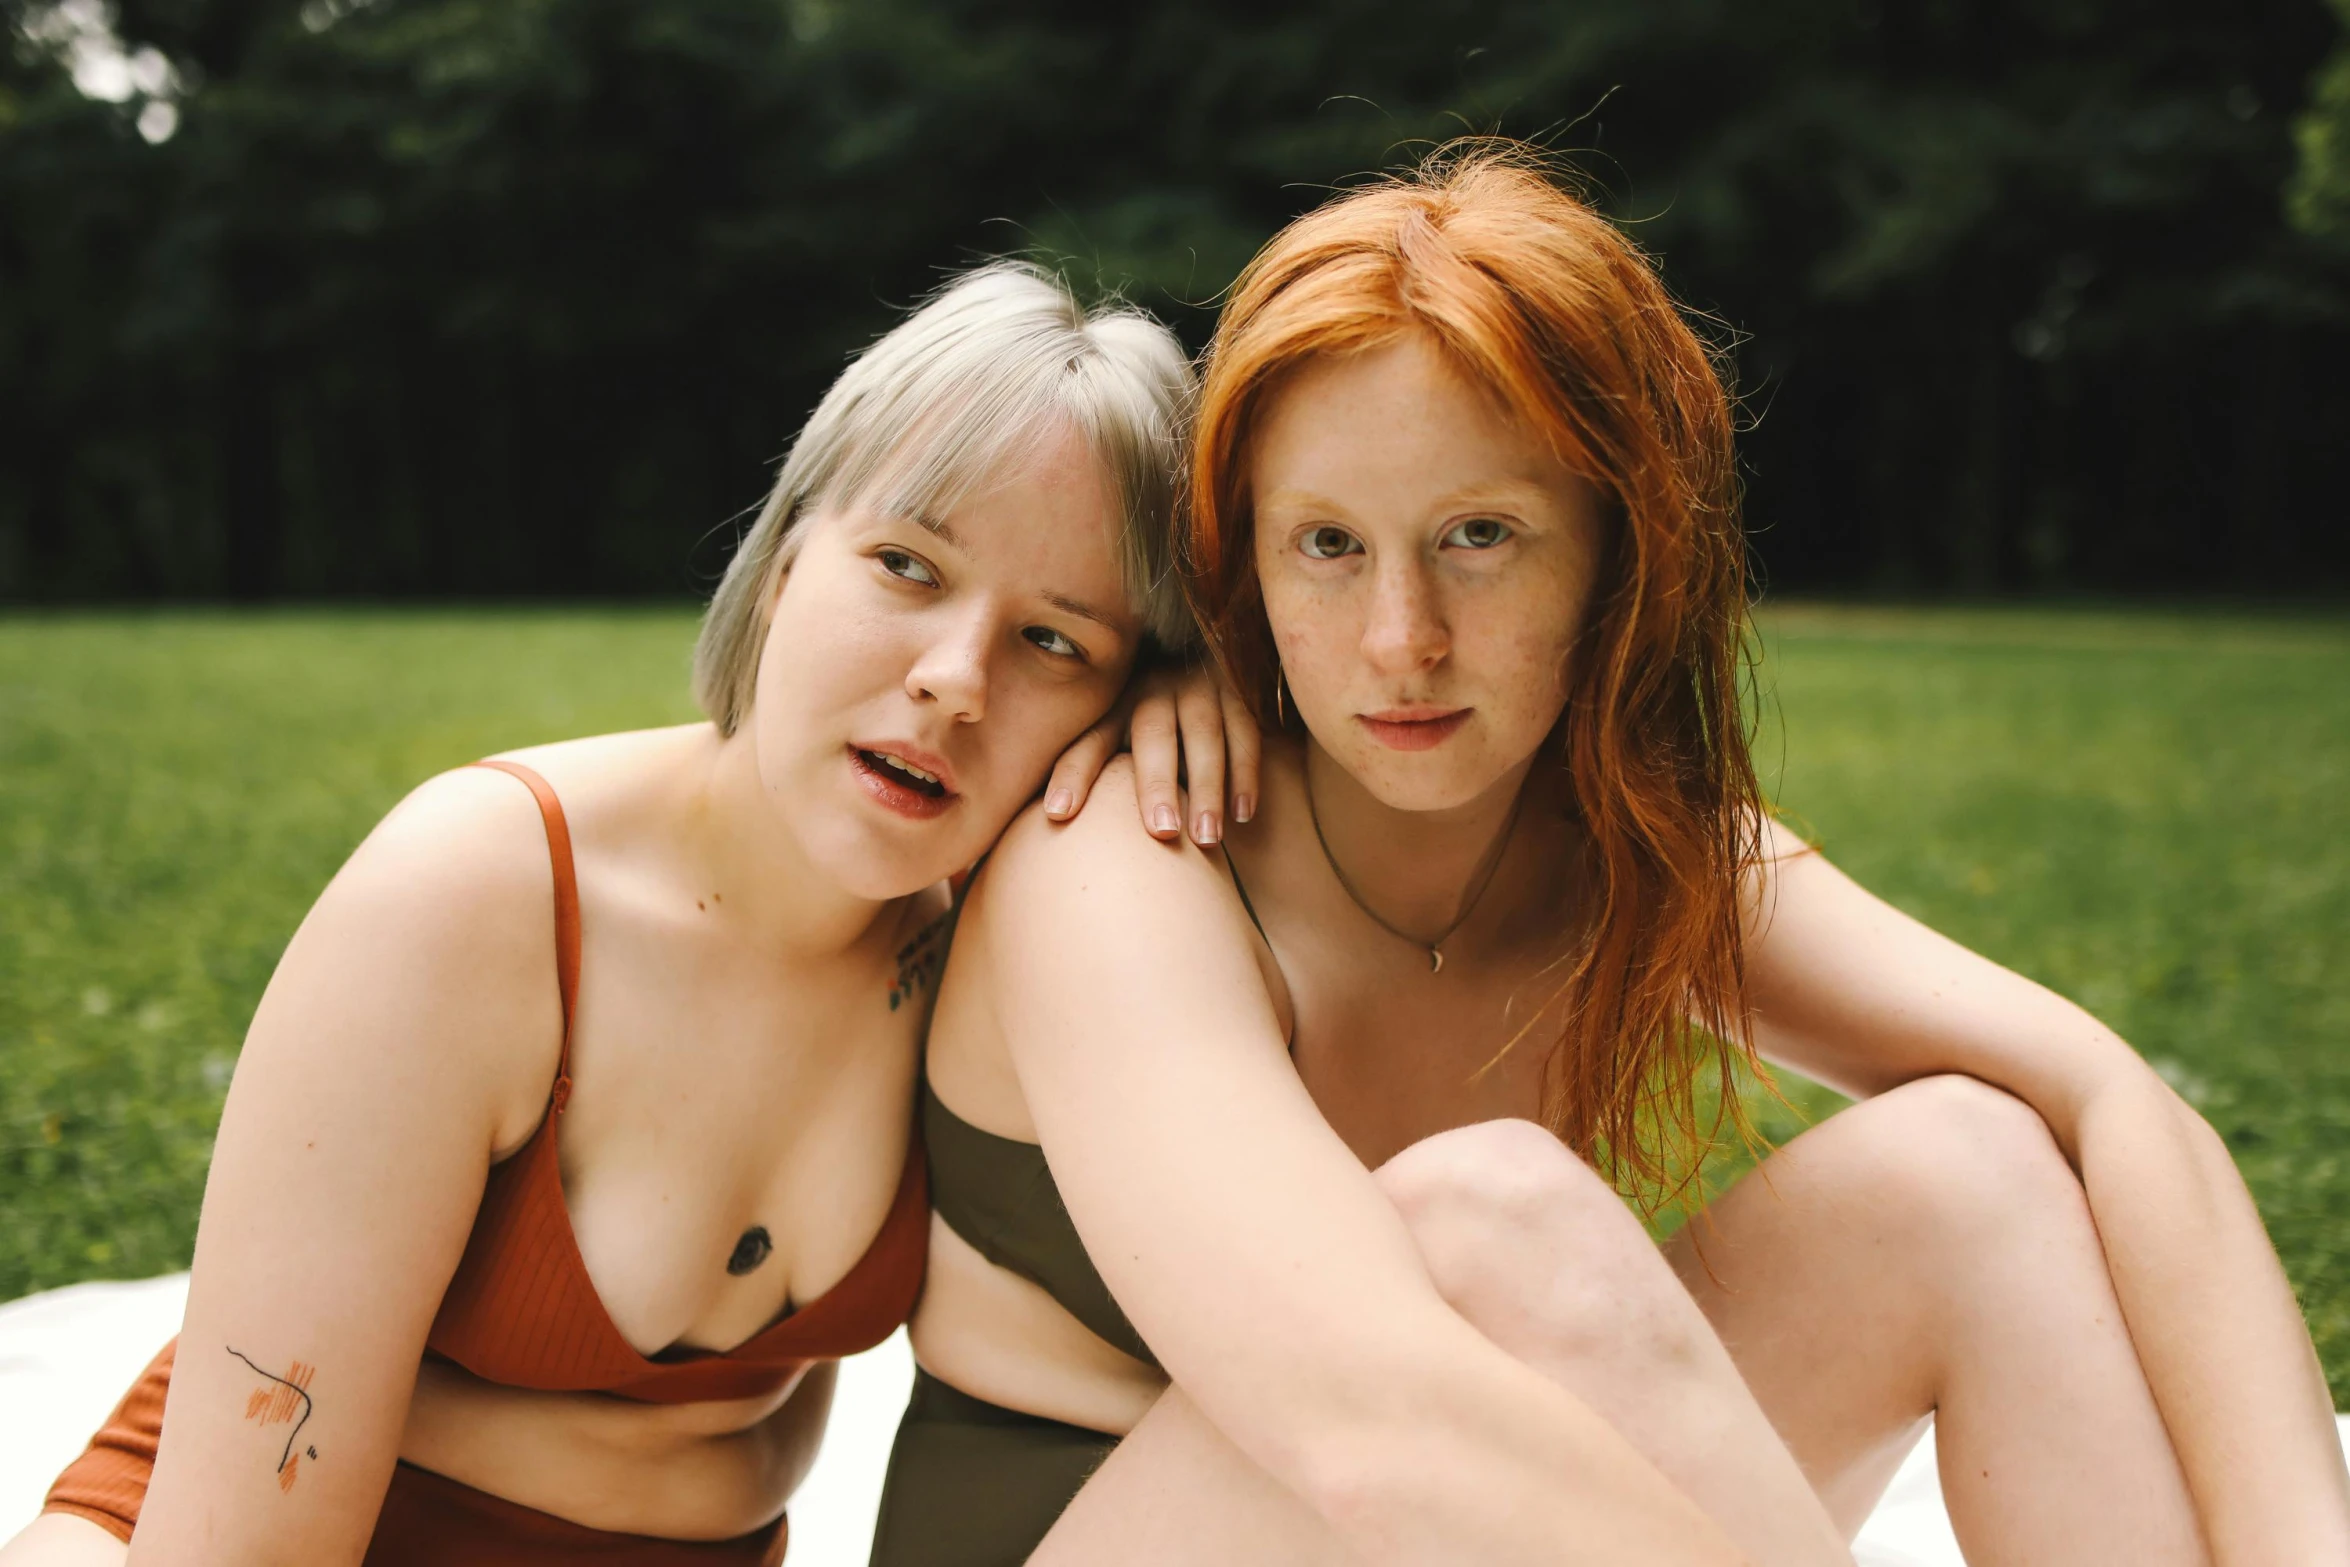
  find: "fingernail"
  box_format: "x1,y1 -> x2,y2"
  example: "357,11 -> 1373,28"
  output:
1046,789 -> 1073,819
1194,812 -> 1220,845
1151,805 -> 1179,837
1234,794 -> 1255,825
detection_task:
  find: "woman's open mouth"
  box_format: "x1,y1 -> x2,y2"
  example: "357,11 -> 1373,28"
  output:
849,744 -> 959,819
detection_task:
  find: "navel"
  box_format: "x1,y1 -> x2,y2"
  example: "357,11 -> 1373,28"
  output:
727,1226 -> 772,1276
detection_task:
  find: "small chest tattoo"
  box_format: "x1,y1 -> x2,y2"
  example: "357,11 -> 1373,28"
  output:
887,908 -> 954,1012
727,1226 -> 773,1276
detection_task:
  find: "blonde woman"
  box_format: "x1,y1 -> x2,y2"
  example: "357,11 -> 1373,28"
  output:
5,262 -> 1247,1567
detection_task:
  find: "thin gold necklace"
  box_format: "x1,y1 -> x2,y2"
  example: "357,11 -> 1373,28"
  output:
1304,763 -> 1527,975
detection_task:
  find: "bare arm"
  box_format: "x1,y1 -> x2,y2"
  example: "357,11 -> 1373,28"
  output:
126,770 -> 565,1566
975,761 -> 1745,1567
1745,819 -> 2350,1563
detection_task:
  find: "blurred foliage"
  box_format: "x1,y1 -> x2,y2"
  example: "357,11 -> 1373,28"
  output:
2,0 -> 2348,599
2293,0 -> 2350,238
5,606 -> 2346,1405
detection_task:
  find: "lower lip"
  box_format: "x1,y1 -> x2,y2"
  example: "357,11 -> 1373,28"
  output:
848,746 -> 958,820
1357,711 -> 1471,751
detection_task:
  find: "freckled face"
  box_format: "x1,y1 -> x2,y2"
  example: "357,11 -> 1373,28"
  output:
1250,332 -> 1604,812
749,423 -> 1141,900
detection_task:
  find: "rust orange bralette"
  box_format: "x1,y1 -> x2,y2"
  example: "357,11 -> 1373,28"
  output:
423,759 -> 928,1404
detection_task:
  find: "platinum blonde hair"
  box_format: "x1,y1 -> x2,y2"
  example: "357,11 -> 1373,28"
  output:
693,262 -> 1197,735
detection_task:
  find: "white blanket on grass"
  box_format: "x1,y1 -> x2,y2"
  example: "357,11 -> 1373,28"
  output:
5,1276 -> 2345,1565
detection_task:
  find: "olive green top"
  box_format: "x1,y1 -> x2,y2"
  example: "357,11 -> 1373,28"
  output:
921,849 -> 1270,1374
922,1080 -> 1159,1367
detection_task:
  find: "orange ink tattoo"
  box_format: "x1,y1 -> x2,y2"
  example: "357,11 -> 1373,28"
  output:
227,1348 -> 318,1492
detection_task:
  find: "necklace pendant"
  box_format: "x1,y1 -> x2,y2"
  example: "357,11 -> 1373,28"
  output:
1429,947 -> 1444,975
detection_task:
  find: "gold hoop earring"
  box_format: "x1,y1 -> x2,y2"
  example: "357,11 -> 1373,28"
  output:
1274,668 -> 1287,727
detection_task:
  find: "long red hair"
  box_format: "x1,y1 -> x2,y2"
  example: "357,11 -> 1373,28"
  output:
1188,143 -> 1764,1204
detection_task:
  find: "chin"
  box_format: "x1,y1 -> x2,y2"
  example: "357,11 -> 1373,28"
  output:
1343,741 -> 1522,816
795,804 -> 971,903
1349,761 -> 1490,814
810,835 -> 956,903
822,826 -> 968,902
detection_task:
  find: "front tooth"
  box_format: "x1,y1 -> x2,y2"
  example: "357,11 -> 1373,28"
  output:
882,755 -> 938,784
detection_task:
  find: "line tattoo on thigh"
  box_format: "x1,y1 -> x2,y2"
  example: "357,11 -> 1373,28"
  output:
227,1347 -> 318,1493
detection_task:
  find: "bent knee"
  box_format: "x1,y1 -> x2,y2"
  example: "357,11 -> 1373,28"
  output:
1869,1074 -> 2071,1181
1818,1074 -> 2086,1241
1374,1120 -> 1647,1262
1377,1118 -> 1588,1217
1376,1120 -> 1708,1370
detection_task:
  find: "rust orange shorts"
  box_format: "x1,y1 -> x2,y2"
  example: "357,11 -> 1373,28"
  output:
44,1341 -> 789,1565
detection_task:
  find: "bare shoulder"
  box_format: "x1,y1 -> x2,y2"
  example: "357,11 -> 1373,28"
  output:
1757,812 -> 1820,863
255,764 -> 571,1138
1740,811 -> 1831,924
321,763 -> 565,953
971,757 -> 1268,1006
329,726 -> 708,957
984,756 -> 1206,902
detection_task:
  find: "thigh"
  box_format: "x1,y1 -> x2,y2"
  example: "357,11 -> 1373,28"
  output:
1663,1102 -> 1948,1532
1027,1385 -> 1351,1567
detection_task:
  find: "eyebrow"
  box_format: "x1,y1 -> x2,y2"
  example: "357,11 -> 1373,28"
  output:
1259,480 -> 1550,515
894,512 -> 1123,632
904,509 -> 967,550
1254,488 -> 1348,515
1042,590 -> 1122,631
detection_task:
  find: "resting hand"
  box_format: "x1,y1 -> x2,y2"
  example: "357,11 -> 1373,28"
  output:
1041,661 -> 1261,846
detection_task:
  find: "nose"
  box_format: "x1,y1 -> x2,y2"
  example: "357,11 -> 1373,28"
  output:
905,604 -> 990,722
1360,557 -> 1450,675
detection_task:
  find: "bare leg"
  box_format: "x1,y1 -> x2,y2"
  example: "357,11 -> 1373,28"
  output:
1031,1382 -> 1349,1567
1035,1119 -> 1850,1566
0,1516 -> 127,1566
1670,1074 -> 2208,1564
1376,1121 -> 1848,1563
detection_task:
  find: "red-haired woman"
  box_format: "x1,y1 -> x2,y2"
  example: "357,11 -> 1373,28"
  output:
872,149 -> 2350,1566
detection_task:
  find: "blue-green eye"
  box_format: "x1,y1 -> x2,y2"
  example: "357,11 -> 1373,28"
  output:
1024,626 -> 1084,660
1442,517 -> 1512,550
878,547 -> 939,586
1300,525 -> 1363,560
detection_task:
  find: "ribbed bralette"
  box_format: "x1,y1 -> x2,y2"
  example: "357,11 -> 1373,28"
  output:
922,850 -> 1274,1374
423,759 -> 928,1405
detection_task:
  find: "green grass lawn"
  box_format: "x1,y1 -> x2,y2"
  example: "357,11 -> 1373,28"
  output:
3,604 -> 2347,1401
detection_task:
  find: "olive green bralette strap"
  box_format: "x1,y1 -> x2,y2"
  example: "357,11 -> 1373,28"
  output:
1222,847 -> 1269,946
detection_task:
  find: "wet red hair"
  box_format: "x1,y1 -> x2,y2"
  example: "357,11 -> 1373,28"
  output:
1188,143 -> 1764,1204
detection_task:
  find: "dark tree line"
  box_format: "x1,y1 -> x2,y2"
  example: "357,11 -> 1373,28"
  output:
4,0 -> 2347,602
